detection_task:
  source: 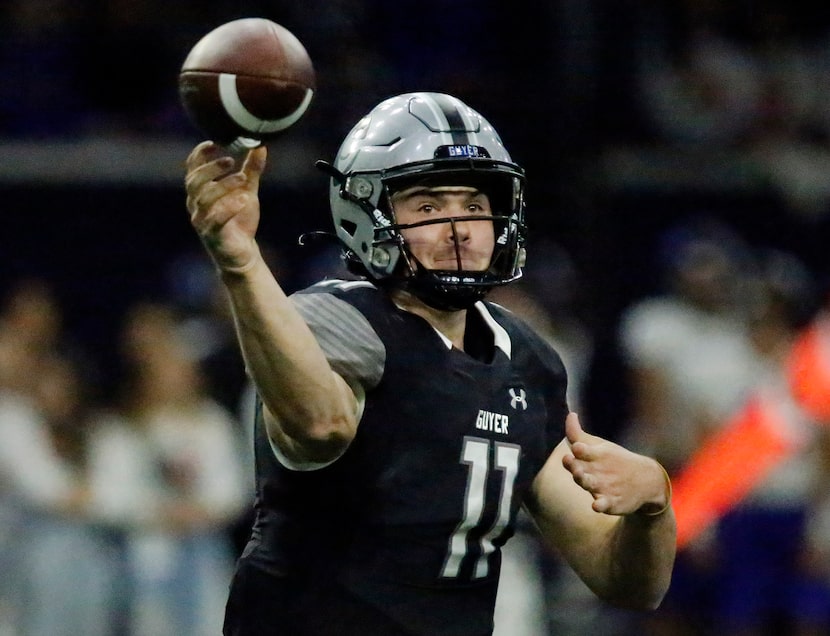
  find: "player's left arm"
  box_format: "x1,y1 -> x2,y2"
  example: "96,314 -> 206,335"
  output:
525,412 -> 676,610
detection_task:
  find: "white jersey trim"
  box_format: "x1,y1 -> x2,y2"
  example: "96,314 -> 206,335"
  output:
475,302 -> 512,359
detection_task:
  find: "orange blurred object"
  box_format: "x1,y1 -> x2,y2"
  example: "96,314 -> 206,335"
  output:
672,395 -> 797,549
787,317 -> 830,422
672,313 -> 830,549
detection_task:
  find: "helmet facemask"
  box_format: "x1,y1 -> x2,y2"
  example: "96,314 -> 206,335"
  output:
379,167 -> 527,310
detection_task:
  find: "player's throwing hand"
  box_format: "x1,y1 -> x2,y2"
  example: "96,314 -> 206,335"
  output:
184,141 -> 267,274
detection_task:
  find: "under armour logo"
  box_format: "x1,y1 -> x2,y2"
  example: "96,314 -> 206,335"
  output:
509,388 -> 527,410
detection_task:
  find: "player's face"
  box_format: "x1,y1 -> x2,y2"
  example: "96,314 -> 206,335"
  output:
390,186 -> 495,272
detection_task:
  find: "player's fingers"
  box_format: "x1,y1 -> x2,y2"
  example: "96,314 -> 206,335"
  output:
185,154 -> 236,192
568,462 -> 618,514
562,453 -> 595,491
186,146 -> 262,213
185,159 -> 243,211
184,141 -> 210,170
570,440 -> 599,462
187,176 -> 249,222
197,193 -> 250,234
592,495 -> 611,513
185,141 -> 224,172
240,145 -> 268,191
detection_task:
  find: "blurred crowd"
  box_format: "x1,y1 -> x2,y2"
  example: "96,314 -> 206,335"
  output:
612,0 -> 830,219
0,241 -> 343,636
613,221 -> 830,636
3,0 -> 830,635
0,272 -> 252,636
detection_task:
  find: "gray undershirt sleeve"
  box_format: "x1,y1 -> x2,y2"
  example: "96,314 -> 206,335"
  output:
291,292 -> 385,391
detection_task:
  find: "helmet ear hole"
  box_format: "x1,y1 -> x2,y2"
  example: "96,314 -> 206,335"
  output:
340,219 -> 358,238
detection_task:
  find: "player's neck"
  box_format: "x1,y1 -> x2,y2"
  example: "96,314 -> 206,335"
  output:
390,289 -> 468,350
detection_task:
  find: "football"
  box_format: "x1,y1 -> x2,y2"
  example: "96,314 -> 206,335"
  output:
178,18 -> 316,147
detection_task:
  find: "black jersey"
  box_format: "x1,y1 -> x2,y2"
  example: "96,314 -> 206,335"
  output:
228,280 -> 568,636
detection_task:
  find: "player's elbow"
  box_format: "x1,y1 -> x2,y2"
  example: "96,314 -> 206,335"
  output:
292,416 -> 355,460
266,407 -> 356,464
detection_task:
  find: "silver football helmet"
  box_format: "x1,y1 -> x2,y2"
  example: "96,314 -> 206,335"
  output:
317,92 -> 527,310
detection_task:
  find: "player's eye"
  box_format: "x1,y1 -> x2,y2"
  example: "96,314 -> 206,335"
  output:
468,202 -> 491,215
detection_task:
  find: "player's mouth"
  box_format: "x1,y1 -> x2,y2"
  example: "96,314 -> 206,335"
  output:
431,251 -> 489,271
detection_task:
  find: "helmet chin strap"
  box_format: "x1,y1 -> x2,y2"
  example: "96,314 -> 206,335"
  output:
396,238 -> 492,312
401,275 -> 491,312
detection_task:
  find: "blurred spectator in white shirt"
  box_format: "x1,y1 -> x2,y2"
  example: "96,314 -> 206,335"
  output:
86,301 -> 247,636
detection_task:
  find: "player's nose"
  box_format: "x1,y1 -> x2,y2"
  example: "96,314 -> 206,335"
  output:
443,216 -> 471,244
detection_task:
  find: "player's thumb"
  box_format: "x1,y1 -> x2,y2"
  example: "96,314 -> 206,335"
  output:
566,413 -> 604,450
565,412 -> 584,444
242,145 -> 268,190
565,411 -> 602,444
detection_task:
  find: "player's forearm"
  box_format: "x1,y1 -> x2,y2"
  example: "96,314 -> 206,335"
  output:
219,248 -> 356,449
538,448 -> 677,611
599,508 -> 677,609
542,506 -> 676,611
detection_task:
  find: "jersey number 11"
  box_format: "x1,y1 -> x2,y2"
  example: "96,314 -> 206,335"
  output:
441,436 -> 520,579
